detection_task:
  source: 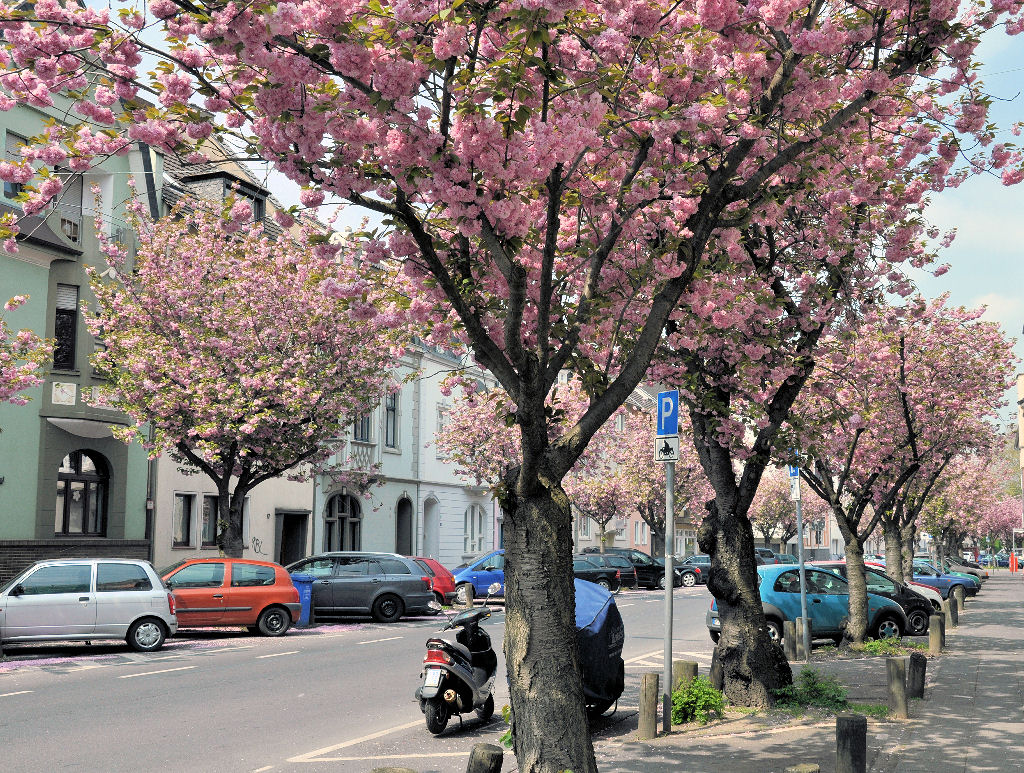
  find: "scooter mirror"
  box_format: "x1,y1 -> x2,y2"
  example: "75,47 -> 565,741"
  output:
487,582 -> 502,596
428,600 -> 443,612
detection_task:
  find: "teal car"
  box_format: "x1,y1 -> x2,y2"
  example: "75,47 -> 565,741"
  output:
706,565 -> 906,644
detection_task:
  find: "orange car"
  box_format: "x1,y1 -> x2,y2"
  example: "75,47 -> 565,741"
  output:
161,558 -> 301,636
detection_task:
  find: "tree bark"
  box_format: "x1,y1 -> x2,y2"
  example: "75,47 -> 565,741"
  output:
882,516 -> 904,584
843,539 -> 870,643
698,501 -> 792,706
504,485 -> 596,773
221,485 -> 245,557
900,522 -> 916,580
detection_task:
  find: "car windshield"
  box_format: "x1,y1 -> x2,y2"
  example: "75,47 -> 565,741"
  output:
157,560 -> 188,577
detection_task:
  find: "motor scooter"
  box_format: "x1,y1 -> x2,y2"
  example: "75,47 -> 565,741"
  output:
415,582 -> 501,734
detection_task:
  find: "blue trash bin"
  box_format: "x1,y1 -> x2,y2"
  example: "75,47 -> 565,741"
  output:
290,573 -> 315,627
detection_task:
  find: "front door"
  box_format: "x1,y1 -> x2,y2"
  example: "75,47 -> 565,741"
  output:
277,512 -> 308,567
333,557 -> 383,611
2,563 -> 96,639
804,570 -> 851,634
165,562 -> 227,626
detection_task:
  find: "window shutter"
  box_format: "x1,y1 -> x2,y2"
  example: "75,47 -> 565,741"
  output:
56,284 -> 78,310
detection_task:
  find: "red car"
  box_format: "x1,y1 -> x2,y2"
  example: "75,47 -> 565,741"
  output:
161,558 -> 301,636
409,556 -> 457,605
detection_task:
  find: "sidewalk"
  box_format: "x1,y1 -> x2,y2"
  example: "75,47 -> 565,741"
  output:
585,574 -> 1024,772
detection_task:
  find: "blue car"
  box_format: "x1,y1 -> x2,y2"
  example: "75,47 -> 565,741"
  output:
453,550 -> 505,603
908,560 -> 979,600
706,565 -> 907,645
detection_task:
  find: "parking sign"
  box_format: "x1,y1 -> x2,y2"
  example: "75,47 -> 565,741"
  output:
656,390 -> 679,437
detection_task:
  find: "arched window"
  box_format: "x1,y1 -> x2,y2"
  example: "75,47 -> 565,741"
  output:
55,450 -> 108,536
324,493 -> 362,552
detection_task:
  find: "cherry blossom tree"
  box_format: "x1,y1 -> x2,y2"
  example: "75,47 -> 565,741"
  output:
3,0 -> 1024,766
750,467 -> 798,549
87,200 -> 408,556
790,298 -> 1015,641
0,295 -> 50,422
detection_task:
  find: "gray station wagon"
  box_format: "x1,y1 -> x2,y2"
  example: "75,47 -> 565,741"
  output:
286,552 -> 434,623
0,558 -> 178,651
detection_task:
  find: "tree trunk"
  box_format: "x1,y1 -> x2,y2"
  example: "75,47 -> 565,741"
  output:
219,486 -> 245,557
900,523 -> 916,580
505,485 -> 596,773
882,517 -> 904,584
698,502 -> 792,707
844,540 -> 870,643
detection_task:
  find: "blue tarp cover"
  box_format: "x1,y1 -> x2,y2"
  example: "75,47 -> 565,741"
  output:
574,579 -> 625,706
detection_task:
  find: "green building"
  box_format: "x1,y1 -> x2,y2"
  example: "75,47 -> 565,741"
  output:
0,101 -> 161,580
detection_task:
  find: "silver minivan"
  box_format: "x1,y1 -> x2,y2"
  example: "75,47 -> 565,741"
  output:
0,558 -> 178,651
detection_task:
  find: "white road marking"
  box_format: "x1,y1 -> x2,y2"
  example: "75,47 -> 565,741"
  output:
623,649 -> 662,664
617,603 -> 635,607
287,720 -> 424,762
358,636 -> 402,645
191,645 -> 255,655
256,650 -> 299,659
627,661 -> 661,669
0,690 -> 32,697
303,751 -> 512,763
251,766 -> 274,772
119,666 -> 196,679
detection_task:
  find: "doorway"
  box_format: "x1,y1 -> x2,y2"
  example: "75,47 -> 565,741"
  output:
277,511 -> 309,566
396,498 -> 413,555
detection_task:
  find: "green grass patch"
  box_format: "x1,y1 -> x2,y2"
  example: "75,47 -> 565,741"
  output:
849,702 -> 891,720
850,638 -> 924,657
772,667 -> 849,712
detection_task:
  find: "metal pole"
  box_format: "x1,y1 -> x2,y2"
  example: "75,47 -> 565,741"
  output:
663,460 -> 675,733
795,477 -> 811,661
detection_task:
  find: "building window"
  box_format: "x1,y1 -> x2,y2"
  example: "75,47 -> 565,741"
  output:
4,131 -> 25,200
201,495 -> 219,547
577,515 -> 591,539
384,392 -> 398,448
54,168 -> 83,244
634,520 -> 648,546
54,450 -> 108,536
53,284 -> 78,371
173,493 -> 195,547
324,493 -> 361,551
464,504 -> 485,554
352,414 -> 372,443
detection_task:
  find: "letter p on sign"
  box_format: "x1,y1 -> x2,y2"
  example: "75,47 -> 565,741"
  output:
657,390 -> 679,437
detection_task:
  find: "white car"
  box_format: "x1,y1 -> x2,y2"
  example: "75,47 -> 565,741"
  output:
0,558 -> 177,651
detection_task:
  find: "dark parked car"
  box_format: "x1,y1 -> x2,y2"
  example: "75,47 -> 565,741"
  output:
811,560 -> 931,636
677,554 -> 711,586
572,557 -> 622,591
574,553 -> 638,591
286,552 -> 434,623
755,548 -> 779,564
581,547 -> 681,589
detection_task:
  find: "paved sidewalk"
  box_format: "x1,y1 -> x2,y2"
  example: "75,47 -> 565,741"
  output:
583,574 -> 1024,772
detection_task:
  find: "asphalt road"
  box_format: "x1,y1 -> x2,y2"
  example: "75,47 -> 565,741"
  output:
0,584 -> 714,772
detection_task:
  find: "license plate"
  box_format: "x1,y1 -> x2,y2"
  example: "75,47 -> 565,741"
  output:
711,618 -> 719,627
424,668 -> 442,687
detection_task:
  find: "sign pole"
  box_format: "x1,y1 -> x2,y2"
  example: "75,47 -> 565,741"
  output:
655,389 -> 679,734
790,463 -> 811,662
663,459 -> 675,733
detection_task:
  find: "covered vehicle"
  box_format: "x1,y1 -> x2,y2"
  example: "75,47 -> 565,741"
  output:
575,579 -> 625,717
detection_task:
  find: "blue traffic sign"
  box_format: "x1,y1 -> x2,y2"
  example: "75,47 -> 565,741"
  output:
656,390 -> 679,437
788,465 -> 799,478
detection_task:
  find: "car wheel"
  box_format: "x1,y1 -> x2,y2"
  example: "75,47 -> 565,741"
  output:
681,572 -> 697,588
611,581 -> 622,595
456,583 -> 475,605
257,606 -> 292,637
656,575 -> 666,590
906,608 -> 929,636
596,578 -> 612,590
372,594 -> 404,623
127,618 -> 166,652
709,631 -> 721,644
476,693 -> 495,721
433,591 -> 445,607
424,698 -> 449,734
874,614 -> 903,640
765,618 -> 783,645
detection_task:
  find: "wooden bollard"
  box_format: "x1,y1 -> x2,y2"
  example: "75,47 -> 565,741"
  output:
928,614 -> 943,655
709,647 -> 724,690
906,651 -> 926,699
836,713 -> 867,773
783,620 -> 797,662
949,597 -> 959,627
886,657 -> 908,719
465,742 -> 504,773
673,659 -> 698,692
795,617 -> 807,660
943,599 -> 955,629
638,672 -> 660,740
955,590 -> 966,615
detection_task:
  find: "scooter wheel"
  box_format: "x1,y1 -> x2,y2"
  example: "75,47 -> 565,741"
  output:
425,698 -> 449,734
476,693 -> 494,721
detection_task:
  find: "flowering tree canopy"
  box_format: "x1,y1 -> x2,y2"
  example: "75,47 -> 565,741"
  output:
87,201 -> 408,556
0,295 -> 50,418
3,0 -> 1024,764
789,297 -> 1015,640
